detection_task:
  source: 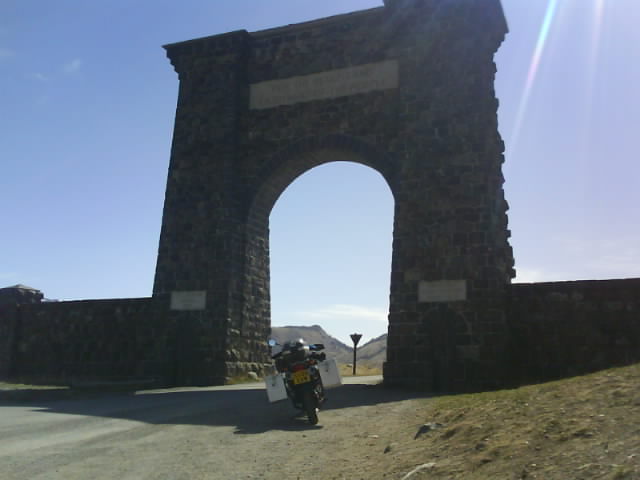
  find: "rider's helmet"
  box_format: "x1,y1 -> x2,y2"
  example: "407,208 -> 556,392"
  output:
282,338 -> 308,361
283,338 -> 305,349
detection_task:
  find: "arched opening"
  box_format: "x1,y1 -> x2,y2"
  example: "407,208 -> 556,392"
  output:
242,139 -> 397,377
269,161 -> 394,374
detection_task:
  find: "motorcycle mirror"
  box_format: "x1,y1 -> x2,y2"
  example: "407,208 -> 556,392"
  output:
268,339 -> 277,347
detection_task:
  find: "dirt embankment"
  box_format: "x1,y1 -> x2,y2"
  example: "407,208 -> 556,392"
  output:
324,364 -> 640,479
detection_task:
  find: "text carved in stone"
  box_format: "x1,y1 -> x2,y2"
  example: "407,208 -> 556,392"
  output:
418,280 -> 467,303
250,60 -> 399,110
170,291 -> 207,311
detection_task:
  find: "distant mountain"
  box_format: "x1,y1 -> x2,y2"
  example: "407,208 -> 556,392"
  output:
270,325 -> 387,368
270,325 -> 352,364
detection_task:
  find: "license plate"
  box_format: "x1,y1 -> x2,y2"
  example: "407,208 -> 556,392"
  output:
292,370 -> 311,385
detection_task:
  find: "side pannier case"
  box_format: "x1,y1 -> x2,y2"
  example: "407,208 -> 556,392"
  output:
318,358 -> 342,388
265,374 -> 288,403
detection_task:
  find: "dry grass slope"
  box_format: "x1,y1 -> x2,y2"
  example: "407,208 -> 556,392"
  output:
346,363 -> 640,479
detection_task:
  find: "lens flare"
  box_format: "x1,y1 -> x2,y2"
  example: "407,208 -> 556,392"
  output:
586,0 -> 606,115
508,0 -> 560,155
591,0 -> 606,70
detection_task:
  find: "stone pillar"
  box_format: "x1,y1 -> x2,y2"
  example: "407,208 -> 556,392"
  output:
153,31 -> 257,385
380,0 -> 512,392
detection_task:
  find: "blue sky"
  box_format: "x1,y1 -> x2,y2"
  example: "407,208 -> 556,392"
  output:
1,1 -> 638,345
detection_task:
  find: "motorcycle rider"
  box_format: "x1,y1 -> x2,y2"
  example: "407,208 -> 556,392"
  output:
270,338 -> 327,421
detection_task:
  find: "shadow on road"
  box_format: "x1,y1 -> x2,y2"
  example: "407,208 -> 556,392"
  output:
0,381 -> 432,435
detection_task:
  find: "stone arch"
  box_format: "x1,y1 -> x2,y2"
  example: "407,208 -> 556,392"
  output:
152,0 -> 514,391
238,136 -> 396,378
246,135 -> 396,231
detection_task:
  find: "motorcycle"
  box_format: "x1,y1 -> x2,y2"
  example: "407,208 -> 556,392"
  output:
268,338 -> 327,425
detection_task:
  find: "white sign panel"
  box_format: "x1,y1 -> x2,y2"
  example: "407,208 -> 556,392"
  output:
418,280 -> 467,303
170,291 -> 207,311
250,60 -> 399,110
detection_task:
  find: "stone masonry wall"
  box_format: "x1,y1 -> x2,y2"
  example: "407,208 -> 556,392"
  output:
507,279 -> 640,385
2,279 -> 639,387
3,298 -> 174,385
0,304 -> 18,379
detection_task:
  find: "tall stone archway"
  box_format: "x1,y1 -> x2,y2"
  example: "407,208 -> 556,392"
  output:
153,0 -> 514,392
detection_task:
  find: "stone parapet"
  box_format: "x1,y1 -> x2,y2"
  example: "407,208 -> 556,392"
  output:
507,278 -> 640,384
3,297 -> 172,386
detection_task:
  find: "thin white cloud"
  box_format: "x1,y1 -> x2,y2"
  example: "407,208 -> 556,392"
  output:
299,304 -> 388,324
514,234 -> 640,283
513,268 -> 549,283
584,246 -> 640,279
63,58 -> 82,74
555,235 -> 640,279
0,47 -> 14,59
28,72 -> 48,82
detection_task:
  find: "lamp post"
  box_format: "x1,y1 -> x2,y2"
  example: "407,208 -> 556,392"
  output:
350,333 -> 362,376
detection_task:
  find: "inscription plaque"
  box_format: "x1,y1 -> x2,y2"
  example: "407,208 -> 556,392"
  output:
170,291 -> 207,311
418,280 -> 467,303
250,60 -> 399,110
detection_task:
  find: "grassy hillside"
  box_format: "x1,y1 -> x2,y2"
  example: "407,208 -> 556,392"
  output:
356,333 -> 387,368
346,363 -> 640,479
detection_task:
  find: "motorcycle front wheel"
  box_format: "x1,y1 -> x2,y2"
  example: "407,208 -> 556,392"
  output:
302,389 -> 318,425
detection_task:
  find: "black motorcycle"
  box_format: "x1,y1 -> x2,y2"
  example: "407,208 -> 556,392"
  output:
268,339 -> 326,425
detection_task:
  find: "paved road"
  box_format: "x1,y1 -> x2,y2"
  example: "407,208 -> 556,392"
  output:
0,376 -> 409,480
